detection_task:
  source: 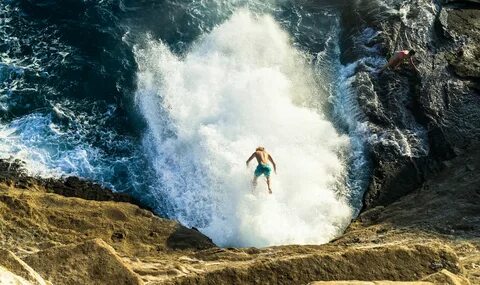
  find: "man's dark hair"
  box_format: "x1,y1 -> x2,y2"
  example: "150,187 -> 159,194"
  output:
409,49 -> 416,56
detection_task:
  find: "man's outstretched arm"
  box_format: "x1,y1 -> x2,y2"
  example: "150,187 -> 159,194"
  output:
246,153 -> 255,166
268,155 -> 277,174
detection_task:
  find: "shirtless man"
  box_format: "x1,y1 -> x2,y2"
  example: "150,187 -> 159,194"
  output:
378,49 -> 419,73
246,147 -> 277,194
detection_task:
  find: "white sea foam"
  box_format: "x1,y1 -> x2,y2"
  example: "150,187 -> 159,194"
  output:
0,113 -> 96,178
135,10 -> 353,247
0,110 -> 146,193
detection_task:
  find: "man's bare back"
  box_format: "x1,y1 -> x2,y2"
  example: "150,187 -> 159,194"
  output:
253,150 -> 270,164
246,147 -> 277,194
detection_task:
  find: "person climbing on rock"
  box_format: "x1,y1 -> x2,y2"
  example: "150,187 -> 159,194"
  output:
246,147 -> 277,194
378,49 -> 419,74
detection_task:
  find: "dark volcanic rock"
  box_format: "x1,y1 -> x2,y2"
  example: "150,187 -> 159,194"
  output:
339,0 -> 480,209
44,176 -> 139,205
444,9 -> 480,80
442,0 -> 480,5
166,226 -> 216,250
364,150 -> 423,209
0,158 -> 149,210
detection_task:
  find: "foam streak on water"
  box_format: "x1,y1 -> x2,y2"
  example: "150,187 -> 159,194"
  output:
0,108 -> 149,194
135,10 -> 352,247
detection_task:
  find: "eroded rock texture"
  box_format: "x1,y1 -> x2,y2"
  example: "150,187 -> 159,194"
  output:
0,184 -> 468,284
339,0 -> 480,209
1,146 -> 479,284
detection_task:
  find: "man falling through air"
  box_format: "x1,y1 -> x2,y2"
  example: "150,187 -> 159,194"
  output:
246,147 -> 277,194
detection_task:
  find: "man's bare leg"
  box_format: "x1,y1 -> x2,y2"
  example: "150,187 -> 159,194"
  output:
378,57 -> 402,74
252,176 -> 258,192
266,177 -> 272,194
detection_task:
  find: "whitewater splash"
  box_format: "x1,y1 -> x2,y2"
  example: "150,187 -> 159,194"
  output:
135,11 -> 353,247
0,106 -> 150,194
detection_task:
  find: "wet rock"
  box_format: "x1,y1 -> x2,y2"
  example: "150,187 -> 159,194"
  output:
442,0 -> 480,6
0,157 -> 151,212
339,0 -> 480,209
444,8 -> 480,79
44,176 -> 143,206
363,146 -> 426,209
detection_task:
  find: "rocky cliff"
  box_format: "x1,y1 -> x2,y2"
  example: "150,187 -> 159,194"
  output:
339,0 -> 480,209
1,146 -> 479,284
1,0 -> 479,284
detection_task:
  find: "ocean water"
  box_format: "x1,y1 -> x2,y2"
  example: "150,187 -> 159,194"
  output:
0,0 -> 374,247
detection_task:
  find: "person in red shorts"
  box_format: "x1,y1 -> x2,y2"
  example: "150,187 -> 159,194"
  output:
378,49 -> 419,73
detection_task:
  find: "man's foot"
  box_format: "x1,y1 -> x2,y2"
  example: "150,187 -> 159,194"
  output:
268,188 -> 272,194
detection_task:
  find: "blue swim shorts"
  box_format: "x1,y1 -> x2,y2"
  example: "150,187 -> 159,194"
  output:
254,163 -> 272,177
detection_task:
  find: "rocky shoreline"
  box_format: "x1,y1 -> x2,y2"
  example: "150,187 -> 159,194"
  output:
341,0 -> 480,210
0,149 -> 478,284
0,159 -> 147,209
1,146 -> 479,284
1,0 -> 479,284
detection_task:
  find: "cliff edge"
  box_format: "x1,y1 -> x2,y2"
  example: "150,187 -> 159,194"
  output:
0,146 -> 478,284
